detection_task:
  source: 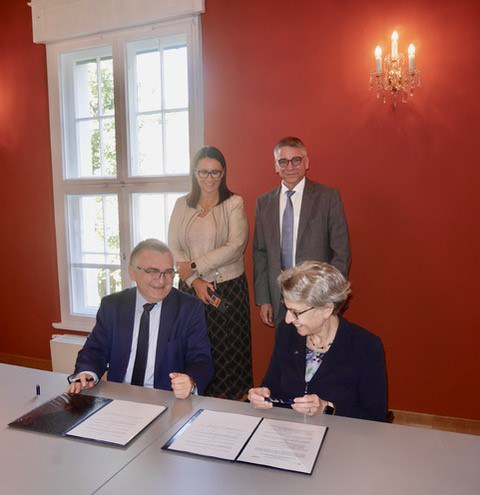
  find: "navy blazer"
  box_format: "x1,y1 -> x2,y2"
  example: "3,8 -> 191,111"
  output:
74,287 -> 214,393
262,317 -> 387,421
253,179 -> 351,325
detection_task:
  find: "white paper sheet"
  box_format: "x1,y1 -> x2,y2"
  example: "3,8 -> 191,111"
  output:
66,400 -> 166,445
237,417 -> 327,474
167,410 -> 262,460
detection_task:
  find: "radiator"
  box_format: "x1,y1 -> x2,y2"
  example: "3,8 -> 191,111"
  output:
50,334 -> 87,373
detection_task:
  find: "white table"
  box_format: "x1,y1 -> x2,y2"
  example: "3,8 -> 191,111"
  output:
95,396 -> 480,495
0,364 -> 202,495
2,364 -> 480,495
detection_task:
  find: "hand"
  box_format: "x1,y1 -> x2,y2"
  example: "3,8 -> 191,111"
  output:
177,261 -> 194,281
259,304 -> 274,327
170,372 -> 195,399
248,387 -> 273,409
192,278 -> 215,304
66,372 -> 96,394
291,394 -> 326,416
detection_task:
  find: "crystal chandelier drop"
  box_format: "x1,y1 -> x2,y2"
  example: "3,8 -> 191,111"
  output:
369,31 -> 421,106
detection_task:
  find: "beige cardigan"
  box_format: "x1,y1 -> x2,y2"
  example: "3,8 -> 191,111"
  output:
168,194 -> 248,286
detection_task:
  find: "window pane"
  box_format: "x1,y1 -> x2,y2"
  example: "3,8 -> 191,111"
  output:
67,194 -> 120,315
164,46 -> 188,110
137,114 -> 163,175
77,120 -> 99,177
100,57 -> 115,116
75,59 -> 98,119
165,111 -> 189,175
102,117 -> 117,176
131,192 -> 185,245
137,50 -> 161,113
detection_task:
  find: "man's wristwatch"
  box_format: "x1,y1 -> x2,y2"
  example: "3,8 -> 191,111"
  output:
190,379 -> 198,395
323,401 -> 336,415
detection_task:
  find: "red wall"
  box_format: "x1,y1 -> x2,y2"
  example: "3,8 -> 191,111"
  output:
1,0 -> 479,419
201,0 -> 480,419
0,1 -> 59,358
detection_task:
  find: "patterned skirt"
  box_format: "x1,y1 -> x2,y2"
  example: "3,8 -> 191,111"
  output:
179,273 -> 253,400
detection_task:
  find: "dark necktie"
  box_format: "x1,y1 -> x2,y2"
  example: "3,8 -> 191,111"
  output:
281,190 -> 295,270
131,303 -> 156,386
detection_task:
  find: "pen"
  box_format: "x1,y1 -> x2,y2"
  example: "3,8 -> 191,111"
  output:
264,397 -> 295,405
70,377 -> 95,383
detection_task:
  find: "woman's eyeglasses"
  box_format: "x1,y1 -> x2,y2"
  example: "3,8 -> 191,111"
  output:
196,169 -> 223,179
281,300 -> 315,319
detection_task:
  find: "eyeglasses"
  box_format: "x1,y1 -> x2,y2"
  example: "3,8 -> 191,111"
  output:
196,169 -> 223,179
276,156 -> 306,168
134,266 -> 176,278
281,300 -> 315,319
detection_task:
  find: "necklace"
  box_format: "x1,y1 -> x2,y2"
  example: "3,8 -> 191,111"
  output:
198,199 -> 218,211
307,335 -> 333,351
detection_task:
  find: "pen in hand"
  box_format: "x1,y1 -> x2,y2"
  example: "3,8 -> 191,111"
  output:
70,377 -> 95,384
264,397 -> 295,405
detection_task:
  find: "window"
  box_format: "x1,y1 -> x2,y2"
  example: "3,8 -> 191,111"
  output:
45,16 -> 203,329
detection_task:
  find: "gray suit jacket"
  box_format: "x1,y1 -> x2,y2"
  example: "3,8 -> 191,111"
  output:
253,179 -> 351,324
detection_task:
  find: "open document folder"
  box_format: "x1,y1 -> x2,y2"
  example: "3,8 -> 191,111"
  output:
8,393 -> 166,446
163,409 -> 328,475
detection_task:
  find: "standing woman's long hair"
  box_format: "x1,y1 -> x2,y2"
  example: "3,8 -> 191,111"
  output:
186,146 -> 234,208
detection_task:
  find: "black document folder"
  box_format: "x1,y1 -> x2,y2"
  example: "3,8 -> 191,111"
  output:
8,393 -> 111,436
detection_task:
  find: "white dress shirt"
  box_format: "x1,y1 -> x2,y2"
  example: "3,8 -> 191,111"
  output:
123,291 -> 163,388
279,177 -> 306,265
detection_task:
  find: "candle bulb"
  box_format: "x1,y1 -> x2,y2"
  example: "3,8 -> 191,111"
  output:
375,46 -> 382,74
408,43 -> 415,73
391,31 -> 399,59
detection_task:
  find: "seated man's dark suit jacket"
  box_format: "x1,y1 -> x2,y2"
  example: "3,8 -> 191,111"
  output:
74,287 -> 214,394
262,317 -> 387,422
253,179 -> 351,326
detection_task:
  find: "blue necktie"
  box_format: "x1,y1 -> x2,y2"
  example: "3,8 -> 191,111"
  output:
281,190 -> 295,270
131,303 -> 156,386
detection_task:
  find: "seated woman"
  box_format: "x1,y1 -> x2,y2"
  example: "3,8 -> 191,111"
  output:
168,146 -> 252,400
248,261 -> 387,421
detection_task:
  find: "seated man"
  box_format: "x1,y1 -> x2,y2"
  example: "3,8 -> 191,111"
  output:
67,239 -> 214,399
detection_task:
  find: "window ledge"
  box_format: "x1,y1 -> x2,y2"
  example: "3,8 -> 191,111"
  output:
52,321 -> 94,333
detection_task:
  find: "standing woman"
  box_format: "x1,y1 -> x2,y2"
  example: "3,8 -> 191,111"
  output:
168,146 -> 252,399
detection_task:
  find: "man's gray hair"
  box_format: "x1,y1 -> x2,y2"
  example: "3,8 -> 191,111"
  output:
277,261 -> 351,315
129,238 -> 176,266
273,136 -> 307,159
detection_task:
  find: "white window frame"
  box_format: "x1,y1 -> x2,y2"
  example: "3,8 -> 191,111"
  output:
31,1 -> 204,331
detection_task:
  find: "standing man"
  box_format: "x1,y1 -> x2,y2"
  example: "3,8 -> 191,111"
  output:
67,238 -> 214,398
253,137 -> 351,327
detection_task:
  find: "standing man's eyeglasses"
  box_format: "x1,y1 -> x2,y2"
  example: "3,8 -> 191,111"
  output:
276,156 -> 306,168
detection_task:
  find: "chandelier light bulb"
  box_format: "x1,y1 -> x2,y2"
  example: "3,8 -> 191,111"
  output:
375,46 -> 382,73
391,31 -> 399,58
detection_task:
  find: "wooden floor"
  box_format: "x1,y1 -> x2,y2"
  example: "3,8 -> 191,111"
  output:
391,409 -> 480,436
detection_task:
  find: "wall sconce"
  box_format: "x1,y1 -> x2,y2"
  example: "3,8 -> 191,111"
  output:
369,31 -> 421,106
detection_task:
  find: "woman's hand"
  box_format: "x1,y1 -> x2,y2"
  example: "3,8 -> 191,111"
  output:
291,394 -> 327,416
177,261 -> 194,281
192,278 -> 215,304
248,387 -> 273,409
